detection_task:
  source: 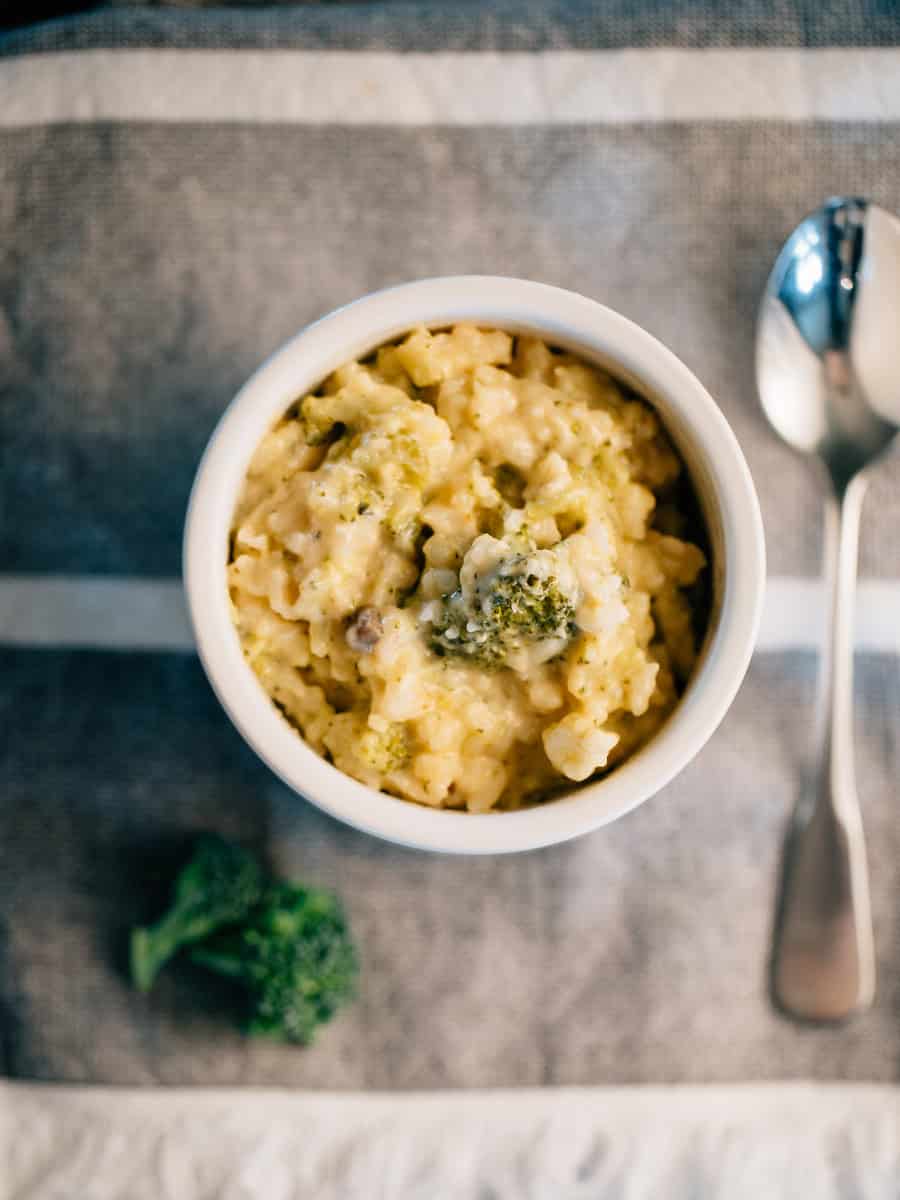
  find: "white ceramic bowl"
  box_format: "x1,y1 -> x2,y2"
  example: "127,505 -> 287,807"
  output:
184,276 -> 765,854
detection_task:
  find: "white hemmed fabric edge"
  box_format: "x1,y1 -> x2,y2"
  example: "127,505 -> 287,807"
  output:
2,1081 -> 898,1200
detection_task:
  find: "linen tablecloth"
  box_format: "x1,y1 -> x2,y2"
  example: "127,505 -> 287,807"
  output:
1,2 -> 900,1191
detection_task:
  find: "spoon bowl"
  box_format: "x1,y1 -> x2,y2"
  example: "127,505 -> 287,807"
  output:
758,197 -> 900,484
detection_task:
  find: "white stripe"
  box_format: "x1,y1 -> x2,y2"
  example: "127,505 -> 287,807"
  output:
1,49 -> 900,128
0,577 -> 192,651
760,577 -> 900,653
0,575 -> 898,654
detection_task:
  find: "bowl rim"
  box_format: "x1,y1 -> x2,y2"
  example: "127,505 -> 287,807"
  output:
184,275 -> 765,854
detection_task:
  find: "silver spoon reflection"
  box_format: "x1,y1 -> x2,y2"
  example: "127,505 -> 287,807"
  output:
756,197 -> 900,1021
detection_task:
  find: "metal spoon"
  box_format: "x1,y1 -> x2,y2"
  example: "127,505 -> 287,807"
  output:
756,197 -> 900,1021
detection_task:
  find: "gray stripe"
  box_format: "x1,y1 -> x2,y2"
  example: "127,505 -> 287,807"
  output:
2,647 -> 898,1085
3,2 -> 899,56
3,123 -> 899,577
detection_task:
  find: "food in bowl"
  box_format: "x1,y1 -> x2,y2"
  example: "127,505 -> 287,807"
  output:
228,324 -> 707,812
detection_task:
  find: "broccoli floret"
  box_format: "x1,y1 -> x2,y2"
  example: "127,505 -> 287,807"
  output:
358,723 -> 409,774
130,840 -> 358,1044
430,546 -> 578,668
485,567 -> 577,638
191,882 -> 358,1044
130,834 -> 266,993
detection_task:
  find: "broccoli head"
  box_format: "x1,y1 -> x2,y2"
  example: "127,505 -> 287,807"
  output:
191,882 -> 358,1044
130,834 -> 266,993
429,536 -> 579,668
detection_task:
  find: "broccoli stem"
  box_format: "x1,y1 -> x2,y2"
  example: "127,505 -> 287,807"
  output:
130,915 -> 184,994
189,946 -> 246,980
131,904 -> 229,993
129,834 -> 266,993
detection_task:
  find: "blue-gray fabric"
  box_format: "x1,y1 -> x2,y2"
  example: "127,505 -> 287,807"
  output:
1,3 -> 899,1085
3,1 -> 900,54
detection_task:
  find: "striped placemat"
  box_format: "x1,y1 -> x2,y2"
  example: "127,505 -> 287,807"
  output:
1,2 -> 899,1117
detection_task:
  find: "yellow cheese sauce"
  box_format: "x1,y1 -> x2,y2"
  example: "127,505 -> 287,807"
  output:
229,325 -> 706,811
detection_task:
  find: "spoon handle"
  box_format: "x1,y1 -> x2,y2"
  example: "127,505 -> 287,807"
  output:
773,472 -> 876,1021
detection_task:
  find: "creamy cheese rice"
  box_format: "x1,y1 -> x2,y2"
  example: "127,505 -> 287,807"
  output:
229,325 -> 707,811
